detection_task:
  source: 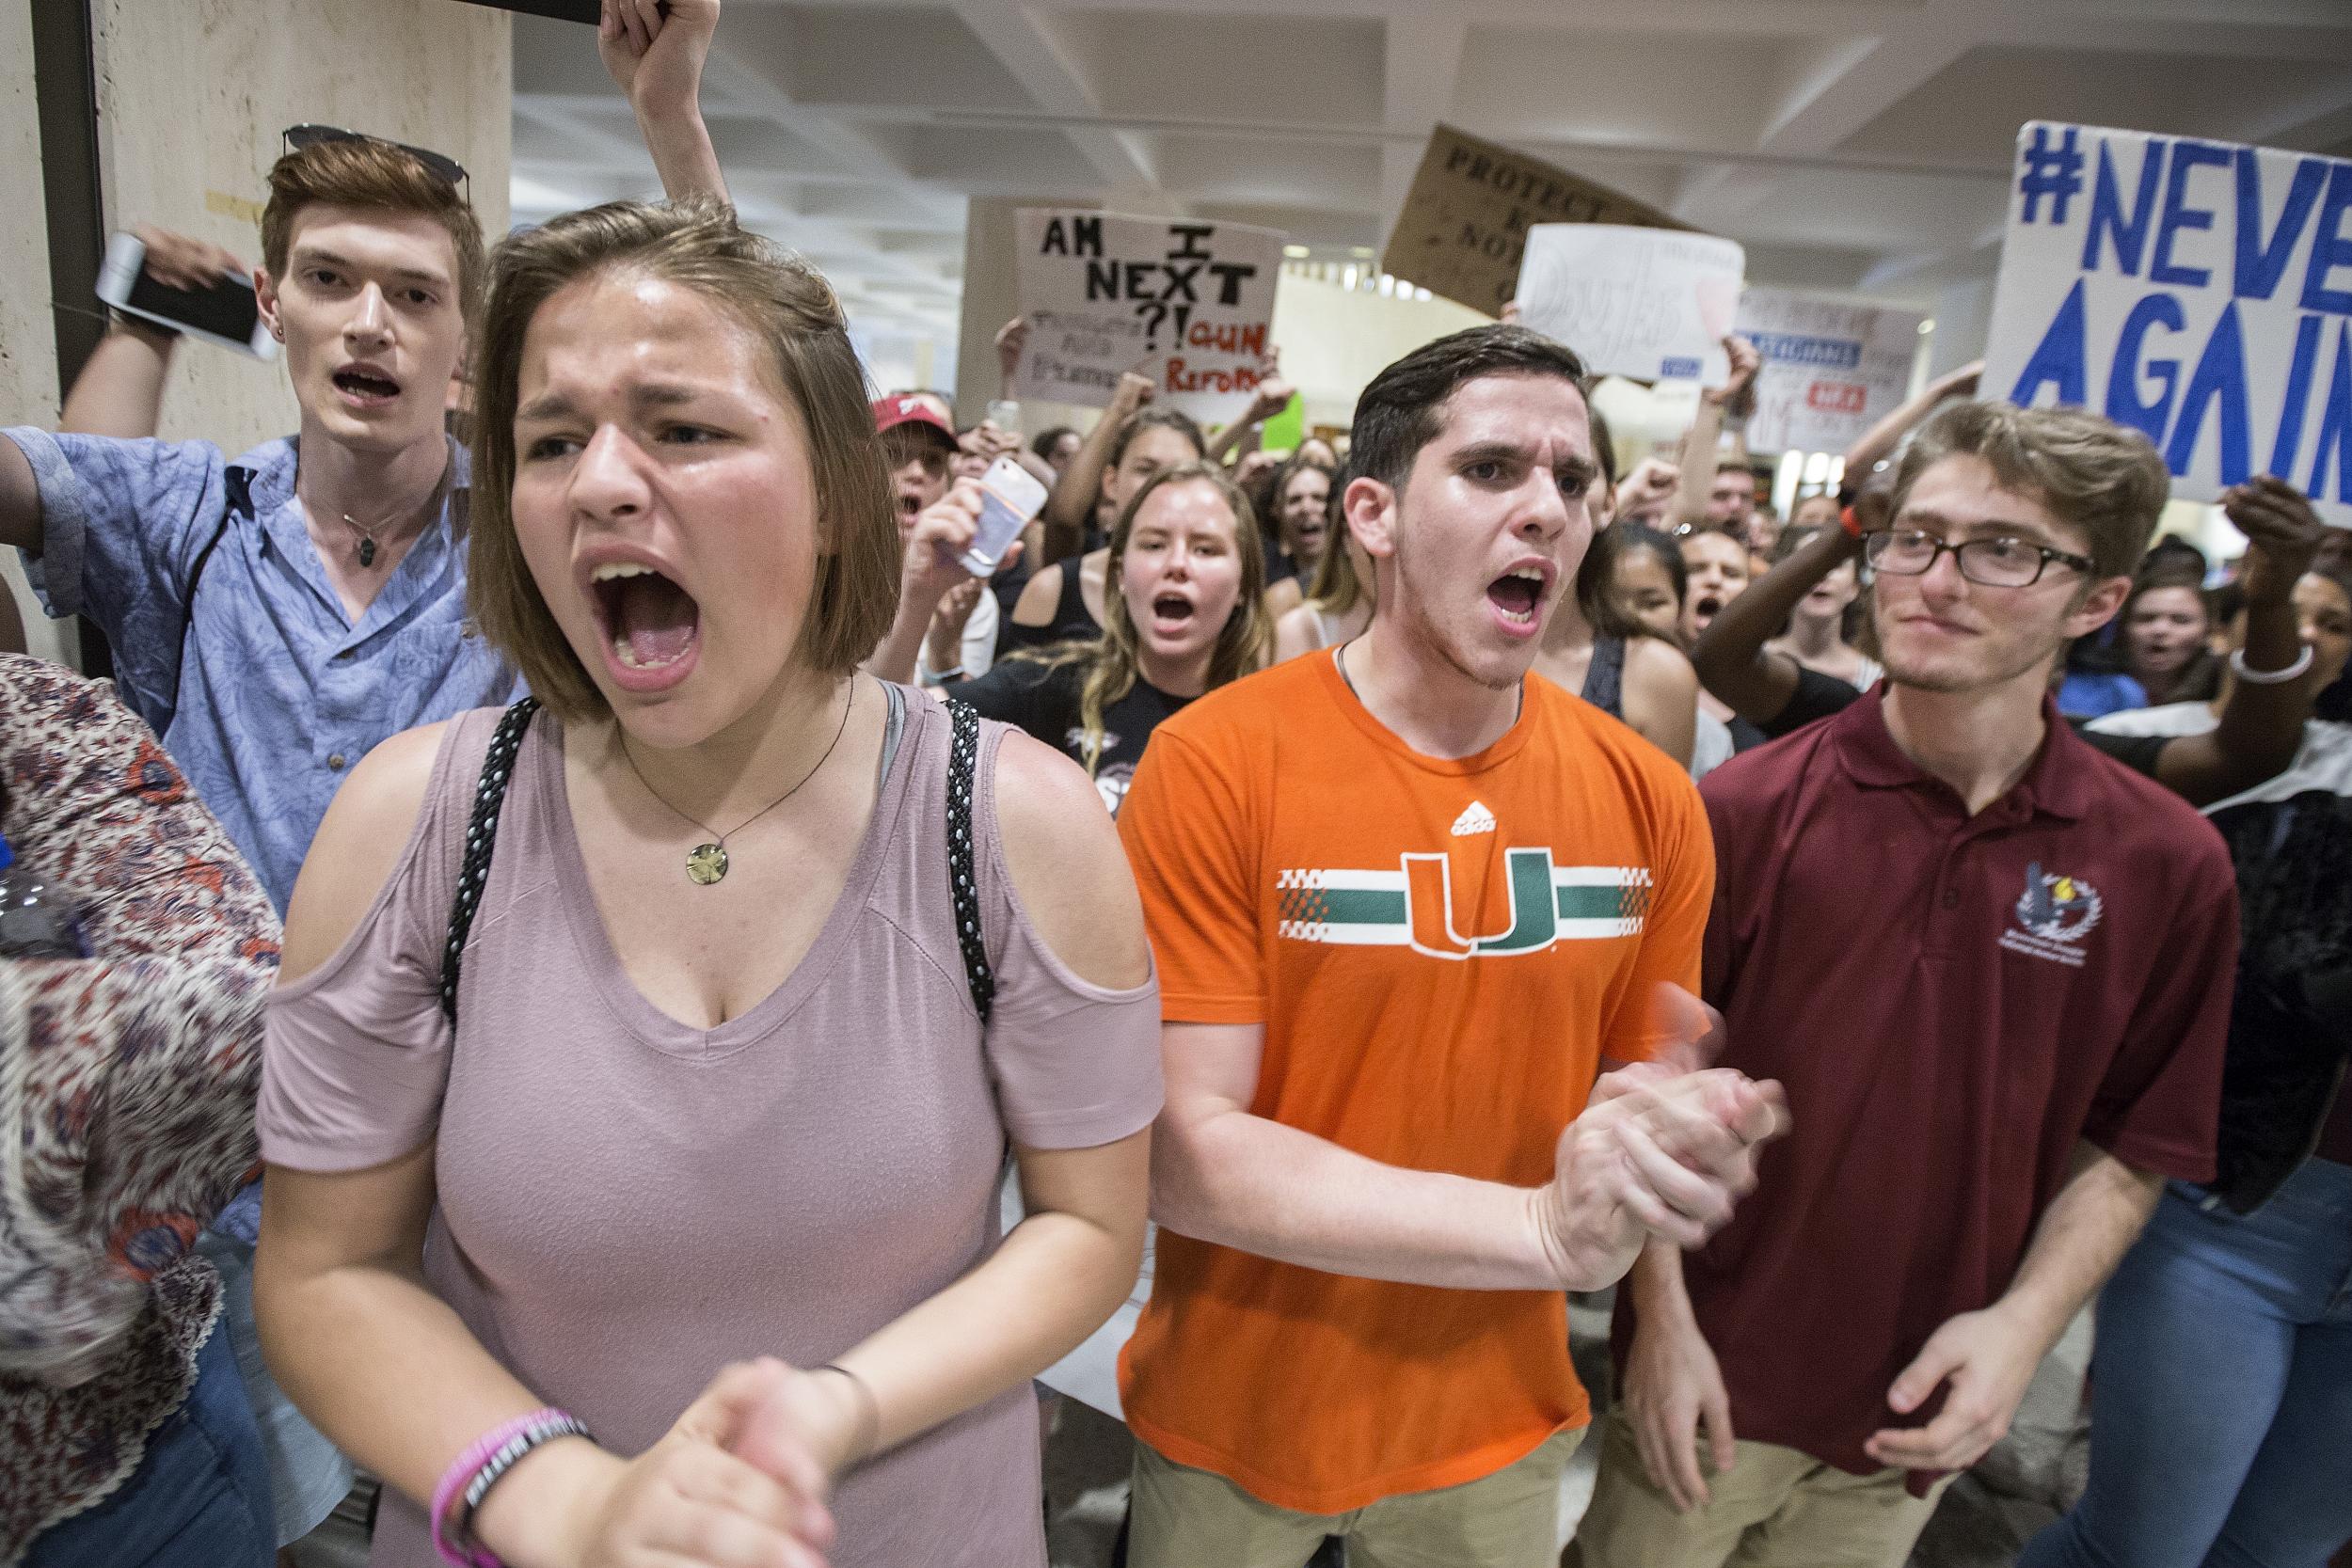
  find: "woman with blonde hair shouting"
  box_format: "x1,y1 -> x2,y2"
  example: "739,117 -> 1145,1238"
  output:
953,461 -> 1273,819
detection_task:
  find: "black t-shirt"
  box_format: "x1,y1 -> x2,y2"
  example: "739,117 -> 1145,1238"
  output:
1003,554 -> 1102,654
954,657 -> 1192,818
1763,665 -> 2169,777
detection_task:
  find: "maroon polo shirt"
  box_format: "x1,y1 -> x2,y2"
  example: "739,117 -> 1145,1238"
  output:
1620,688 -> 2237,1485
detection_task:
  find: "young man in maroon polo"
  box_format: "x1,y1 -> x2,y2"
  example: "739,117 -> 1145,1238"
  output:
1578,400 -> 2241,1568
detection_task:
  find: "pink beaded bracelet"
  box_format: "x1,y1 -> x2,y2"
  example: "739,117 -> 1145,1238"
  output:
431,1407 -> 590,1568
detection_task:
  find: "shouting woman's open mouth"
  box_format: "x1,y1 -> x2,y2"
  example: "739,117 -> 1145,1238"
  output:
588,559 -> 702,693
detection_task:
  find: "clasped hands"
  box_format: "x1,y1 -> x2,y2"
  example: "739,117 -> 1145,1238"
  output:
1532,989 -> 1789,1291
499,1359 -> 859,1568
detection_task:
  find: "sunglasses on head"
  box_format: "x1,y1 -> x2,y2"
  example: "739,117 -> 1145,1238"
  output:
282,124 -> 469,196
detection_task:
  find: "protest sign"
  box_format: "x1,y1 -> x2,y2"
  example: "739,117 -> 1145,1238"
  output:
1011,210 -> 1285,423
1737,288 -> 1927,454
1514,225 -> 1743,384
1984,121 -> 2352,526
1382,124 -> 1689,317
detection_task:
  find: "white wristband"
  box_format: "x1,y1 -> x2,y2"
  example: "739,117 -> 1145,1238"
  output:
2230,643 -> 2315,686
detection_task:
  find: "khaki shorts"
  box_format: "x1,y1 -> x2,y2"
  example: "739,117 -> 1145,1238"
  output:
1575,1406 -> 1950,1568
1129,1428 -> 1584,1568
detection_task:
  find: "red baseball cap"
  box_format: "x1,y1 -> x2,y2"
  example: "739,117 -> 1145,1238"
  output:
872,394 -> 957,450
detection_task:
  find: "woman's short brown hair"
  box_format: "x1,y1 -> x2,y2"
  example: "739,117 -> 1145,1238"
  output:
1889,400 -> 2171,581
261,138 -> 487,315
468,197 -> 898,722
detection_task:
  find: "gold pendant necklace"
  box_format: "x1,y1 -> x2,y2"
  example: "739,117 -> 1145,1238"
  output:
619,683 -> 856,885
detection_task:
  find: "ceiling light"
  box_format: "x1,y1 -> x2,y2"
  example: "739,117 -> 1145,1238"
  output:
1918,319 -> 1934,334
1282,244 -> 1311,259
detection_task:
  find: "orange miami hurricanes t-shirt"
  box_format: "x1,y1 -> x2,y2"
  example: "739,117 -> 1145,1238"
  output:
1115,649 -> 1713,1514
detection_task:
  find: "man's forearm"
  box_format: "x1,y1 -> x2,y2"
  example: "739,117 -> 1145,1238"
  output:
1675,403 -> 1725,526
1844,381 -> 1950,477
2198,589 -> 2319,793
59,324 -> 177,439
640,103 -> 726,204
0,432 -> 47,554
1204,415 -> 1260,468
865,592 -> 936,685
1154,1107 -> 1567,1291
1995,1143 -> 2161,1352
1040,408 -> 1122,560
1625,1234 -> 1697,1324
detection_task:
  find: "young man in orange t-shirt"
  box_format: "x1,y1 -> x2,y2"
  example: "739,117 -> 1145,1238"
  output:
1115,325 -> 1788,1568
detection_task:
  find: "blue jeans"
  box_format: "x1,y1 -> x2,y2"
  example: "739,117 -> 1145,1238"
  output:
2020,1157 -> 2352,1568
24,1315 -> 275,1568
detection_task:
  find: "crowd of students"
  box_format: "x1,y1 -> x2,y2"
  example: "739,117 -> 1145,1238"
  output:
0,4 -> 2346,1568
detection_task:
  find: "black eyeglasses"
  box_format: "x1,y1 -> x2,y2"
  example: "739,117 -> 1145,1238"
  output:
282,124 -> 469,197
1863,528 -> 2096,589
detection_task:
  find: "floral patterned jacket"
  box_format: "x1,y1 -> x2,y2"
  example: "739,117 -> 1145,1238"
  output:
0,656 -> 278,1559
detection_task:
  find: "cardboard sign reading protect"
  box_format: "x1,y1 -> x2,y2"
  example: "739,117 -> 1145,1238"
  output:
1012,210 -> 1286,424
1381,124 -> 1689,317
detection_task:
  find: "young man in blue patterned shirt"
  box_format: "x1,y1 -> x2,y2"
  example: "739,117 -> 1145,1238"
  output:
0,0 -> 727,915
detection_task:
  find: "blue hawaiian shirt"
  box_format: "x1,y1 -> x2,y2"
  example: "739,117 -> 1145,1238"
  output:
5,427 -> 518,911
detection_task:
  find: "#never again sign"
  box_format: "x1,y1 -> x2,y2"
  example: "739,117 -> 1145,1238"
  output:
1011,210 -> 1285,423
1983,121 -> 2352,526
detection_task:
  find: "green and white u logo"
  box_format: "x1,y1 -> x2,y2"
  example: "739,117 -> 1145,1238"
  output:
1275,850 -> 1651,959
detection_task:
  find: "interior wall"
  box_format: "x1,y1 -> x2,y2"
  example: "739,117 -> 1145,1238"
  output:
1266,272 -> 1493,438
87,0 -> 512,455
0,0 -> 76,667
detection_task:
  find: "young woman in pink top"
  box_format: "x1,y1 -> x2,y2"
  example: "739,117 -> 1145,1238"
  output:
252,198 -> 1163,1568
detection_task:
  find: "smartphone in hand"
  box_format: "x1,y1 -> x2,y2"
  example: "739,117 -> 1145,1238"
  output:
94,233 -> 277,360
961,457 -> 1048,577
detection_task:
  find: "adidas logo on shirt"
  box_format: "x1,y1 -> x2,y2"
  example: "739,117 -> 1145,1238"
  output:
1451,801 -> 1497,837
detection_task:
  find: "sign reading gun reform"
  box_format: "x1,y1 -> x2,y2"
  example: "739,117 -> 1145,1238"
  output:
1382,124 -> 1688,317
1984,121 -> 2352,526
1011,209 -> 1285,424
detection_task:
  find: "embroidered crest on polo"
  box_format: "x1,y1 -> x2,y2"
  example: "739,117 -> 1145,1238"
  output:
1450,801 -> 1497,837
1999,860 -> 2103,969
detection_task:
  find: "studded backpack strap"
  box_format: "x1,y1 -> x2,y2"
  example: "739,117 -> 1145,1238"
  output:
438,698 -> 540,1026
944,699 -> 996,1026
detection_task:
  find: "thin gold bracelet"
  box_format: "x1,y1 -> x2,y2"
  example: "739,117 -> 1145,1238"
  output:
818,1362 -> 880,1465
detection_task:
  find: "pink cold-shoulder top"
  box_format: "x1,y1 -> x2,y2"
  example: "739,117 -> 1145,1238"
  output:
258,689 -> 1163,1567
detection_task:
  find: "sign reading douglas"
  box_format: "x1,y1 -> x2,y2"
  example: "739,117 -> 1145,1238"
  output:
1984,121 -> 2352,526
1382,125 -> 1688,317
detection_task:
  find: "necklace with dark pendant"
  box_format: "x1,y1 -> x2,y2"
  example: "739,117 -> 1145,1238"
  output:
621,683 -> 857,884
339,510 -> 389,567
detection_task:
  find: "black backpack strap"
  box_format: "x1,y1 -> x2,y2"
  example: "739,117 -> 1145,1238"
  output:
186,466 -> 252,604
945,699 -> 996,1026
165,467 -> 251,728
438,698 -> 540,1025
